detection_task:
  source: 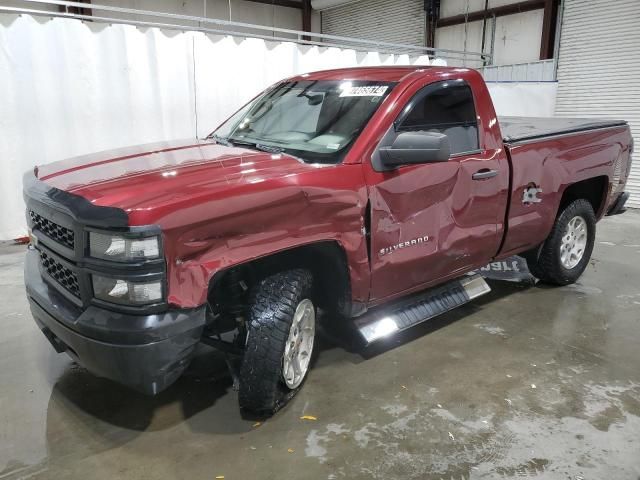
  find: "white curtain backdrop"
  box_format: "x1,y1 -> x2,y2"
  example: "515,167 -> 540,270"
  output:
0,13 -> 556,239
487,82 -> 558,117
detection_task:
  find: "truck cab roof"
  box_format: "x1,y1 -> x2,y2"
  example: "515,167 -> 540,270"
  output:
288,66 -> 472,83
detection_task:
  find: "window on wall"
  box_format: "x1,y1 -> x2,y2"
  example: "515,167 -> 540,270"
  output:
398,81 -> 479,155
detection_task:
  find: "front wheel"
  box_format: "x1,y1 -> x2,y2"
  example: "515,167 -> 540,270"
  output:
524,199 -> 596,285
238,269 -> 315,415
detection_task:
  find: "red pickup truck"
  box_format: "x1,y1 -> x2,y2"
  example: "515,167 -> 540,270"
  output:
24,66 -> 633,414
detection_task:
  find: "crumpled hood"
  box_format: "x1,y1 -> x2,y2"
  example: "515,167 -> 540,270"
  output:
36,139 -> 330,219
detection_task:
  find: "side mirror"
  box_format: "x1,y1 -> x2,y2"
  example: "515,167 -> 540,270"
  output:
379,131 -> 451,168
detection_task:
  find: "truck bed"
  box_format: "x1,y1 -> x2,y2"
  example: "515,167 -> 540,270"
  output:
499,116 -> 627,143
498,115 -> 631,259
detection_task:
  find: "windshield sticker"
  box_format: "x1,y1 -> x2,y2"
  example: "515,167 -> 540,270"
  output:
326,143 -> 340,150
340,85 -> 388,97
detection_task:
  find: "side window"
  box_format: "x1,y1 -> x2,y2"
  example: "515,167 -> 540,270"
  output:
398,82 -> 479,155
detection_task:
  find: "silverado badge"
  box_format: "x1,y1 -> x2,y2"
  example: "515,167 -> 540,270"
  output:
379,235 -> 430,256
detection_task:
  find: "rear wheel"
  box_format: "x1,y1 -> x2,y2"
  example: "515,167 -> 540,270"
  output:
524,199 -> 596,285
238,269 -> 315,415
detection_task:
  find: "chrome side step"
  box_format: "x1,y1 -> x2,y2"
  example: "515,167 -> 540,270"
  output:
354,274 -> 491,344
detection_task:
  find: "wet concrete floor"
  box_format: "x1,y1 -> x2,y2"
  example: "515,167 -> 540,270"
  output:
1,211 -> 639,479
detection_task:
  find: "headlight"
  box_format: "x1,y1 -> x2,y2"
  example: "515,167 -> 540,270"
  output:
92,275 -> 163,305
89,232 -> 160,262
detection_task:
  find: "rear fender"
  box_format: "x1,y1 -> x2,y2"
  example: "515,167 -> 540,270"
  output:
500,126 -> 628,257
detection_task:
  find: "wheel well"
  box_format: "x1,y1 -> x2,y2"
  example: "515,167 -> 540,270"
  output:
208,241 -> 352,319
559,176 -> 609,217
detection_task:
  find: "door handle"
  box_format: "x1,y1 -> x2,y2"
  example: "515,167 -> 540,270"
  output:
472,169 -> 498,180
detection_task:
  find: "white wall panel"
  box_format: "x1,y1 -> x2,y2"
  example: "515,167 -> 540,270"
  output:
555,0 -> 640,208
435,9 -> 543,66
225,0 -> 303,36
487,82 -> 557,117
440,0 -> 485,18
491,9 -> 543,65
434,20 -> 484,66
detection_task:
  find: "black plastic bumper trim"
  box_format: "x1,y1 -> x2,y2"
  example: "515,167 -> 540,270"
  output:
29,298 -> 202,395
607,191 -> 629,216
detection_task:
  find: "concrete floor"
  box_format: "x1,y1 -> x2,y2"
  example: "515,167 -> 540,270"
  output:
1,212 -> 640,480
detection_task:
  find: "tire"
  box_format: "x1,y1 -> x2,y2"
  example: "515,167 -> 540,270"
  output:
238,269 -> 315,415
524,199 -> 596,286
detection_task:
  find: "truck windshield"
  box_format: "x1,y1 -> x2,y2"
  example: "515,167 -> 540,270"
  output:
211,80 -> 396,164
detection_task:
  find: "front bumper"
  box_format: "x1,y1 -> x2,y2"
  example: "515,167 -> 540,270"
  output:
607,191 -> 629,216
25,248 -> 206,395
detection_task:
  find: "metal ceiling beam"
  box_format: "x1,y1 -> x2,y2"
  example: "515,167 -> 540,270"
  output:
302,0 -> 311,30
436,0 -> 545,27
539,0 -> 559,59
58,0 -> 90,15
301,0 -> 311,40
424,0 -> 440,49
242,0 -> 304,9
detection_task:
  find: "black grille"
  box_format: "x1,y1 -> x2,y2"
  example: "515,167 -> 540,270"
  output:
29,210 -> 75,250
40,251 -> 80,298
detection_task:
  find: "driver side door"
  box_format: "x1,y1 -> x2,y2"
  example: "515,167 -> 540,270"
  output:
365,80 -> 508,302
